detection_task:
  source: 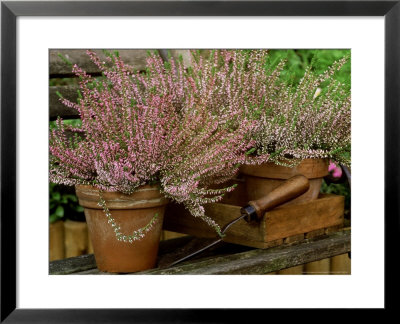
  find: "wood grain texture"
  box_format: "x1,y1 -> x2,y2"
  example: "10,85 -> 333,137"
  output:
163,194 -> 344,248
49,230 -> 351,275
168,49 -> 192,68
50,254 -> 96,275
164,201 -> 266,244
244,176 -> 322,206
49,49 -> 150,77
64,220 -> 88,258
49,220 -> 65,261
219,177 -> 248,206
305,258 -> 331,275
49,50 -> 192,120
87,231 -> 94,254
139,230 -> 350,275
278,264 -> 304,275
330,253 -> 351,274
283,233 -> 305,245
49,86 -> 79,120
248,175 -> 310,218
304,228 -> 326,239
264,194 -> 344,241
325,224 -> 344,234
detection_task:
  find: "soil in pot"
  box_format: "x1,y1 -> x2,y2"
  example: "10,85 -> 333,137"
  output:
75,184 -> 168,273
240,158 -> 329,206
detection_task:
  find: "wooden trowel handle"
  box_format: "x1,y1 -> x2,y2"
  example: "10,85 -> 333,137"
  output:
241,175 -> 310,222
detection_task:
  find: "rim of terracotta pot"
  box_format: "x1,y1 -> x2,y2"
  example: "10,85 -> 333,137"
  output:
240,158 -> 329,179
75,184 -> 169,210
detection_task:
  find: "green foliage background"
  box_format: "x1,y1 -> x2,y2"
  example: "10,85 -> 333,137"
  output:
267,49 -> 351,87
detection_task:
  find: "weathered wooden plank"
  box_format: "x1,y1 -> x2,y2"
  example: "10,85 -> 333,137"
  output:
159,49 -> 192,68
49,49 -> 150,77
49,50 -> 193,120
49,236 -> 199,274
49,86 -> 80,120
50,235 -> 252,275
50,49 -> 192,77
49,230 -> 350,275
49,254 -> 96,275
137,230 -> 350,275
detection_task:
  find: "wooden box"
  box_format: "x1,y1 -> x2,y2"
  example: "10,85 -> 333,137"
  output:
163,180 -> 344,249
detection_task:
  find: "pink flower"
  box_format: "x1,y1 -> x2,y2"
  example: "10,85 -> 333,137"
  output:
328,161 -> 342,178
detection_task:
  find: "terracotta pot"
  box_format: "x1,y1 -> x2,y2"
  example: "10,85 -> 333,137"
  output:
75,184 -> 168,273
240,158 -> 329,206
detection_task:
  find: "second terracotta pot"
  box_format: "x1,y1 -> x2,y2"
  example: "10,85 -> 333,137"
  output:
75,184 -> 168,273
240,158 -> 329,206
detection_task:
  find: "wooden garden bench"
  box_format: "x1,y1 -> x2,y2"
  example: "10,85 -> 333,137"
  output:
49,228 -> 350,275
49,49 -> 351,275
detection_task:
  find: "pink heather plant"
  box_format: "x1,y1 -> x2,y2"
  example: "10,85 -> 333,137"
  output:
49,50 -> 258,236
251,54 -> 351,167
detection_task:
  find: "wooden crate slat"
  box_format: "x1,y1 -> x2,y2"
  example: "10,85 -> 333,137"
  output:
304,228 -> 326,239
163,194 -> 345,248
264,194 -> 344,241
283,233 -> 305,245
164,202 -> 266,244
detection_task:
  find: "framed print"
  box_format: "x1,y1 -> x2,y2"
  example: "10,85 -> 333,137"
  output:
1,0 -> 399,321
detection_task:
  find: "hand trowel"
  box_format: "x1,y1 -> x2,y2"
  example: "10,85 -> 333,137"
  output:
160,174 -> 310,269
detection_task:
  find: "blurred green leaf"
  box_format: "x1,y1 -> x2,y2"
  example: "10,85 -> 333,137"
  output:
64,194 -> 77,202
55,205 -> 64,218
49,214 -> 59,223
49,183 -> 84,222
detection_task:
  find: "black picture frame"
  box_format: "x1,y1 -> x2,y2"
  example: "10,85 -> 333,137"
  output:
1,0 -> 398,321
